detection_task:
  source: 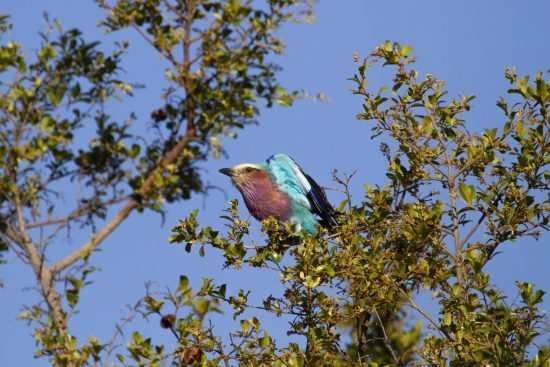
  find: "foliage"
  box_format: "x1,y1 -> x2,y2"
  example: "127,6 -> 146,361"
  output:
0,1 -> 315,365
165,42 -> 549,365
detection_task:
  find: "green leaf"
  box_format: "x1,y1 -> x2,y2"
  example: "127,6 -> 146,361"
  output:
129,144 -> 140,159
178,275 -> 189,293
240,319 -> 249,333
116,353 -> 126,363
47,87 -> 65,107
276,92 -> 292,107
259,331 -> 270,349
152,173 -> 163,187
458,182 -> 476,205
443,313 -> 452,326
218,283 -> 227,298
381,40 -> 392,52
400,45 -> 413,57
194,298 -> 210,316
517,76 -> 529,95
337,199 -> 348,212
40,116 -> 54,131
66,289 -> 79,308
47,205 -> 54,218
516,120 -> 525,138
228,0 -> 240,13
249,317 -> 260,330
269,251 -> 282,264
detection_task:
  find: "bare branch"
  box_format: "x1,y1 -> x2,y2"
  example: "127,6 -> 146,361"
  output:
398,289 -> 454,341
104,300 -> 143,366
13,184 -> 67,331
27,196 -> 129,229
459,211 -> 486,249
374,309 -> 400,365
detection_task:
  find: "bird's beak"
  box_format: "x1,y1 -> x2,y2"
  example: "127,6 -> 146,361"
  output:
219,168 -> 233,177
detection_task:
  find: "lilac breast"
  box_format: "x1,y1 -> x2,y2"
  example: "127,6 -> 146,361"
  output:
238,172 -> 291,221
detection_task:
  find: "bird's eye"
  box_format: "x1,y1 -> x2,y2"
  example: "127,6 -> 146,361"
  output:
245,167 -> 255,173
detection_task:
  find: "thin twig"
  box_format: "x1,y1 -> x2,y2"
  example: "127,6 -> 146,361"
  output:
398,288 -> 454,341
374,309 -> 400,365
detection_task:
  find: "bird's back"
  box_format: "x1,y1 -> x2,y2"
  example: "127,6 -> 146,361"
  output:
265,154 -> 337,234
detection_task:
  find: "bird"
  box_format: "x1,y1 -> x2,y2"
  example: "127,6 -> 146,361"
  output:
219,154 -> 337,235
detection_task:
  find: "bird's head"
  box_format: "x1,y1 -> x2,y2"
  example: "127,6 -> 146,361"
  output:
219,163 -> 265,188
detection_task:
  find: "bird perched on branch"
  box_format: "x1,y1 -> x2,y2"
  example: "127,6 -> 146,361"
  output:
219,154 -> 337,235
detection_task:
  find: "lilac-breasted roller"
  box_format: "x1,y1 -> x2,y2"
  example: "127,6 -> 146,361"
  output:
219,154 -> 337,235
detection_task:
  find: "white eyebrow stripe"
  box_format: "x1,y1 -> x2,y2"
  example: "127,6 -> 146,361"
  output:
233,163 -> 261,171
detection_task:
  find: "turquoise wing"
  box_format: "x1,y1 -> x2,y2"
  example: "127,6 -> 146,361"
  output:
265,154 -> 337,229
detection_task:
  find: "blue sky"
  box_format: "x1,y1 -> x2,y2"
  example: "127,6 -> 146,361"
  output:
1,1 -> 549,365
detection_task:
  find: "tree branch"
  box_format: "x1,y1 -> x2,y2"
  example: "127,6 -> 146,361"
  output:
49,129 -> 197,275
398,288 -> 454,341
14,187 -> 67,332
27,196 -> 129,228
374,309 -> 400,365
459,211 -> 486,249
49,0 -> 203,276
427,107 -> 464,283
